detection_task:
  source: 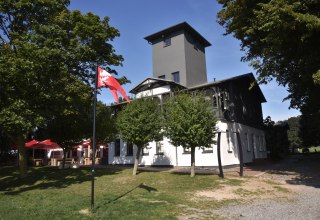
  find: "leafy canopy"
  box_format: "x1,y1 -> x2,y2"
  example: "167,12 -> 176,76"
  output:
217,0 -> 320,108
116,98 -> 163,147
0,0 -> 124,141
163,92 -> 217,149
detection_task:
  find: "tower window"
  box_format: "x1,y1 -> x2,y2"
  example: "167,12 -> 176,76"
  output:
163,38 -> 171,47
172,72 -> 180,83
158,75 -> 166,79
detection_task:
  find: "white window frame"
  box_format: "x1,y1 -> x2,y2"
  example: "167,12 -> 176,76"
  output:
245,133 -> 250,152
226,130 -> 232,153
156,141 -> 164,155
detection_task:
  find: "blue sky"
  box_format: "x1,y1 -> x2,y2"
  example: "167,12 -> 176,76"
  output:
69,0 -> 300,122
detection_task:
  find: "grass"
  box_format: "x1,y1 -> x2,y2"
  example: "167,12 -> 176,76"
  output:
0,166 -> 235,220
296,146 -> 320,153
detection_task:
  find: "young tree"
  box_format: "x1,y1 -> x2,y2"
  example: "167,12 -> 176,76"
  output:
163,93 -> 217,177
116,98 -> 163,175
0,1 -> 124,177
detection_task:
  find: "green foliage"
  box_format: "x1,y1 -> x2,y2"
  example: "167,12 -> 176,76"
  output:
0,166 -> 226,219
0,0 -> 123,139
0,0 -> 123,140
286,116 -> 302,149
44,75 -> 93,149
263,116 -> 289,160
116,98 -> 163,147
300,99 -> 320,147
217,0 -> 320,109
0,0 -> 124,176
96,102 -> 117,144
164,92 -> 217,149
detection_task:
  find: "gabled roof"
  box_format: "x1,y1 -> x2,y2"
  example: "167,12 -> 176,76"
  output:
189,73 -> 267,103
144,22 -> 211,47
130,77 -> 186,95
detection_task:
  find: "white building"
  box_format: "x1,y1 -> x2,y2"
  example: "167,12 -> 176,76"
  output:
108,22 -> 267,167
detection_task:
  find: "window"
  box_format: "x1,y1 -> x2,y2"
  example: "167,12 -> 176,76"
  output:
163,38 -> 171,47
172,72 -> 180,83
212,95 -> 218,108
251,134 -> 255,151
226,130 -> 232,152
127,143 -> 133,156
114,139 -> 120,156
220,93 -> 224,110
259,136 -> 263,151
245,133 -> 250,152
142,146 -> 149,156
224,91 -> 229,110
158,75 -> 166,79
156,141 -> 164,155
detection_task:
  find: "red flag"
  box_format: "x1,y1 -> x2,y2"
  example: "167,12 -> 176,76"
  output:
97,67 -> 130,103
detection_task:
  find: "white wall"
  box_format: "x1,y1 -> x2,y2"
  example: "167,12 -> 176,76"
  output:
108,121 -> 267,167
136,86 -> 171,98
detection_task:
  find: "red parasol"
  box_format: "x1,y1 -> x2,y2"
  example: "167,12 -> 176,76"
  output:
25,139 -> 61,150
25,139 -> 40,147
72,139 -> 91,149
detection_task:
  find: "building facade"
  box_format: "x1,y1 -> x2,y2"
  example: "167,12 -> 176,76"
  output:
108,22 -> 267,167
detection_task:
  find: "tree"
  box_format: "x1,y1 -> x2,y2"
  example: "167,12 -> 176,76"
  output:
0,1 -> 123,177
44,75 -> 92,168
286,116 -> 302,152
163,93 -> 217,177
300,99 -> 320,147
217,0 -> 320,109
95,102 -> 117,145
116,98 -> 163,175
263,116 -> 289,160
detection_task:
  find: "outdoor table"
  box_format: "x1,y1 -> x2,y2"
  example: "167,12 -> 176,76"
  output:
33,159 -> 43,166
84,158 -> 91,165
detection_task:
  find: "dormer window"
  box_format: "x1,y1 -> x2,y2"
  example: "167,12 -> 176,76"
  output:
163,37 -> 171,47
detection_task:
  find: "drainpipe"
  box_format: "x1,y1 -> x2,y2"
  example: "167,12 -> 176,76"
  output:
175,146 -> 178,166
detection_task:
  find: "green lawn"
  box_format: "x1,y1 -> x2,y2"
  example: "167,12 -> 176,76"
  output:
0,166 -> 236,219
296,146 -> 320,153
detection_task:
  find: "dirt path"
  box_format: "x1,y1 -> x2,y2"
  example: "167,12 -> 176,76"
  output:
211,154 -> 320,220
177,154 -> 320,220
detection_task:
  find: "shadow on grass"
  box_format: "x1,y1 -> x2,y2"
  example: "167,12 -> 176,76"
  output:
245,154 -> 320,188
171,171 -> 216,176
137,166 -> 219,176
103,183 -> 158,205
0,166 -> 125,195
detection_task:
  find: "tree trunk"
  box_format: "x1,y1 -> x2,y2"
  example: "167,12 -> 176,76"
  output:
190,147 -> 195,177
17,135 -> 27,178
133,146 -> 142,176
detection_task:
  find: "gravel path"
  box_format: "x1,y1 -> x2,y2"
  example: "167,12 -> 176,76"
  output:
213,154 -> 320,220
214,185 -> 320,220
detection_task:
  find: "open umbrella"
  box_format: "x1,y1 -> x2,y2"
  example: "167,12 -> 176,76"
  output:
72,139 -> 91,149
25,139 -> 39,147
25,139 -> 61,150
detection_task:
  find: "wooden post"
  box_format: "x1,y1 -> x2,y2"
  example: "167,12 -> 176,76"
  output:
236,132 -> 244,177
217,132 -> 224,178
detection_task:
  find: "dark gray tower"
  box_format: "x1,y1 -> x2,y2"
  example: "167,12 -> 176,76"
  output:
144,22 -> 211,88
